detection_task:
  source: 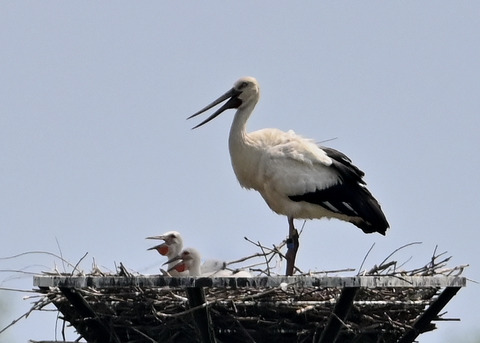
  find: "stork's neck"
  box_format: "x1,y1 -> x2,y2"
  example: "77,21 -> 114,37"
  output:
166,250 -> 182,272
228,102 -> 263,190
188,259 -> 202,276
169,245 -> 182,260
228,102 -> 256,148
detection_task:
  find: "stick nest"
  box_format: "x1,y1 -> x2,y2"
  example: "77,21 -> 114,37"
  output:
31,242 -> 467,343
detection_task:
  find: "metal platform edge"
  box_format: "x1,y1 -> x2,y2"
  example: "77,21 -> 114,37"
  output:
33,275 -> 467,289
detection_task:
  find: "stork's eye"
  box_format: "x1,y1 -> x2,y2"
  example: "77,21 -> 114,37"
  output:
239,82 -> 248,89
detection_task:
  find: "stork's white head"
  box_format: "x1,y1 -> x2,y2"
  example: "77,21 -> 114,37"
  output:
167,247 -> 202,276
188,76 -> 260,129
146,231 -> 183,258
232,76 -> 260,108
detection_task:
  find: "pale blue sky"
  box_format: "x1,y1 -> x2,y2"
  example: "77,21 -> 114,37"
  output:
1,2 -> 479,342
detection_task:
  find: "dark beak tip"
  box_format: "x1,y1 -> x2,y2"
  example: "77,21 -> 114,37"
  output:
187,87 -> 239,129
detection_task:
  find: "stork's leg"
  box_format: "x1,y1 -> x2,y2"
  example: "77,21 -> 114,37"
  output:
285,217 -> 299,276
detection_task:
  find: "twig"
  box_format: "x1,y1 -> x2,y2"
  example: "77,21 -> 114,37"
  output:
0,296 -> 51,334
0,287 -> 37,293
227,251 -> 268,265
368,261 -> 397,275
128,327 -> 158,343
358,243 -> 375,275
71,252 -> 88,276
258,240 -> 271,276
0,269 -> 41,275
0,251 -> 82,274
243,236 -> 284,254
55,237 -> 67,273
301,268 -> 356,276
377,242 -> 422,267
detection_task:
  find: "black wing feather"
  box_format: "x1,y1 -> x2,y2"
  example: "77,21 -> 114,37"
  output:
288,147 -> 389,235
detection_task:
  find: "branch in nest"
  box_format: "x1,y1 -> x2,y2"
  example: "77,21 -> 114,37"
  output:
361,242 -> 468,278
0,251 -> 86,275
0,295 -> 52,335
240,236 -> 304,275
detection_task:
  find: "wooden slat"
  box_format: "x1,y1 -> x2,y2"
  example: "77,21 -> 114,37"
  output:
317,287 -> 358,343
397,287 -> 462,343
34,275 -> 467,289
59,287 -> 116,343
186,287 -> 217,343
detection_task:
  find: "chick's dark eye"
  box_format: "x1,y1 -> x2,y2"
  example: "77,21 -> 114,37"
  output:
241,82 -> 248,89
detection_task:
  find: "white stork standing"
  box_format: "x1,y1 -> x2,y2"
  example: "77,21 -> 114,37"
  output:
188,76 -> 389,276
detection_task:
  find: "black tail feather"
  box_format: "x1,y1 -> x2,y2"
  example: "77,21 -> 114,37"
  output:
289,183 -> 389,235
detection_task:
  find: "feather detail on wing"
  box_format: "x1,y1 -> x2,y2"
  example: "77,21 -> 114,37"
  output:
255,131 -> 340,196
287,146 -> 389,235
251,129 -> 333,167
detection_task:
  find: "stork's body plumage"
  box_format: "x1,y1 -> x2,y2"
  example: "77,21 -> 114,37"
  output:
167,248 -> 252,277
188,77 -> 389,274
229,125 -> 388,234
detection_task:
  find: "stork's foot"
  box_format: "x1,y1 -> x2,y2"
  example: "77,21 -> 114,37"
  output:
285,229 -> 299,276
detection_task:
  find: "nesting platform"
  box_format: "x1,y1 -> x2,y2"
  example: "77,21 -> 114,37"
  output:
33,274 -> 465,343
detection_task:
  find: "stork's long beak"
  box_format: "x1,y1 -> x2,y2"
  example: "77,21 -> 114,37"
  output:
147,243 -> 164,251
146,235 -> 167,240
187,88 -> 242,129
163,254 -> 182,266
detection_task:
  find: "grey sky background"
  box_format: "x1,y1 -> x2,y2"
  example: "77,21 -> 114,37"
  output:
1,2 -> 479,342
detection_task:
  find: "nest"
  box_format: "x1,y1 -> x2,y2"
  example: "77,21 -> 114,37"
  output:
28,242 -> 467,343
39,278 -> 443,343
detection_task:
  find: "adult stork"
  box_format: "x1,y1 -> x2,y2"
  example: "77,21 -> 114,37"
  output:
188,77 -> 389,275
